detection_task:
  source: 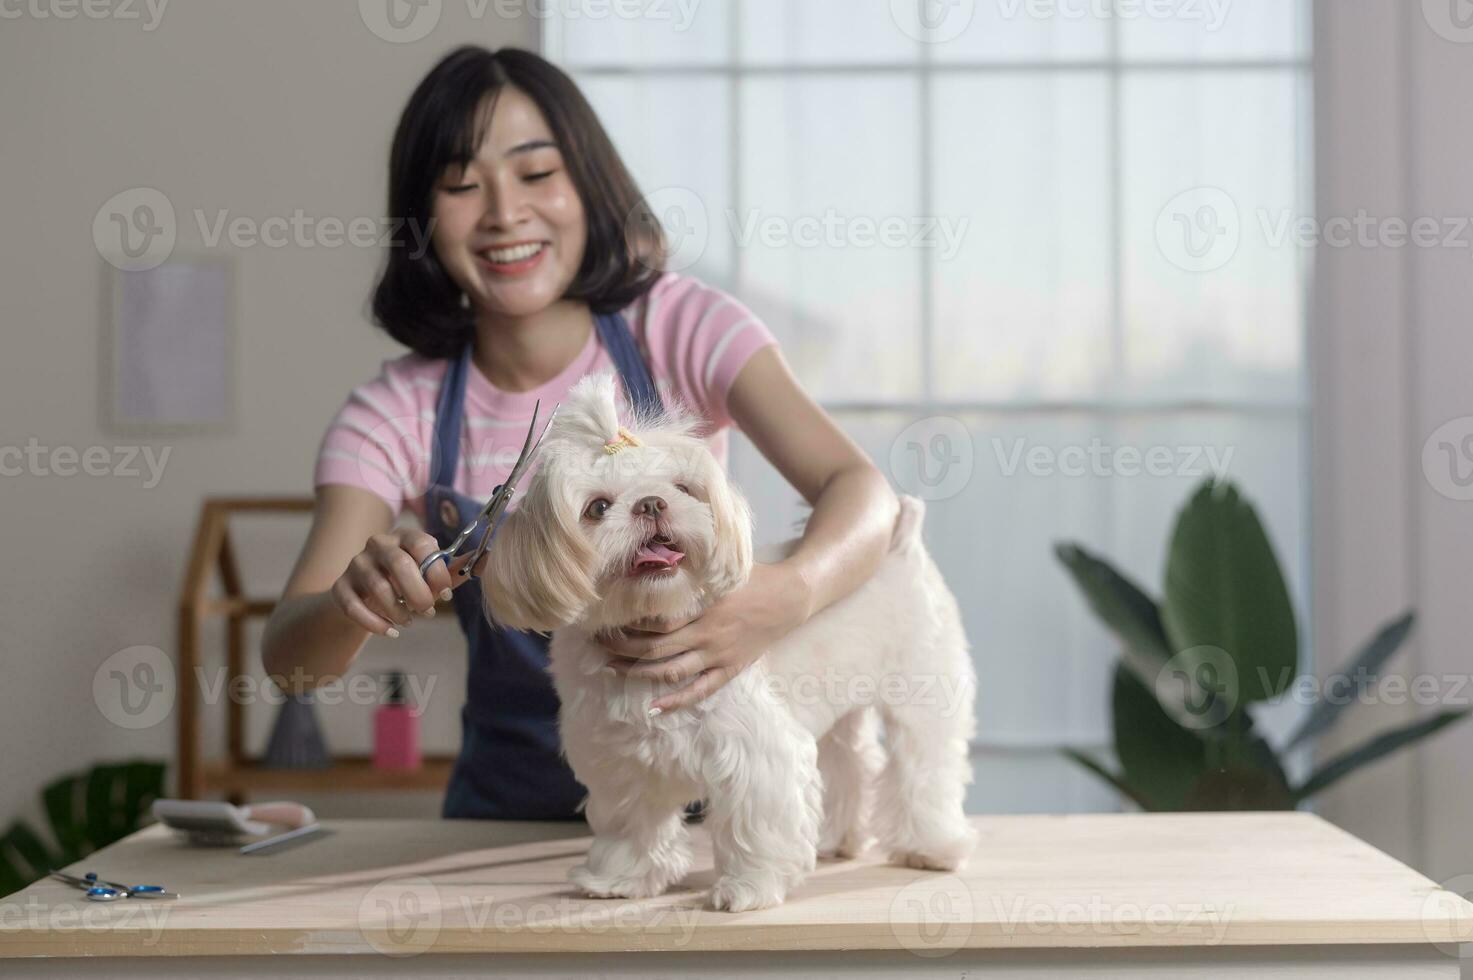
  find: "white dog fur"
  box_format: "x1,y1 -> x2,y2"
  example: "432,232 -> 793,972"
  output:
478,372 -> 977,912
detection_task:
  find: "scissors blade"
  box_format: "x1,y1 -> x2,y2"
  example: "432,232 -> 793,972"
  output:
462,401 -> 561,571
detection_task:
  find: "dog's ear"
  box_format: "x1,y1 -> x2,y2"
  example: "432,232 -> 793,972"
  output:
696,450 -> 754,598
477,482 -> 600,633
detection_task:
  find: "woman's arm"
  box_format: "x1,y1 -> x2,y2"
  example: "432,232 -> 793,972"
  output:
262,485 -> 451,691
601,345 -> 900,709
726,345 -> 900,622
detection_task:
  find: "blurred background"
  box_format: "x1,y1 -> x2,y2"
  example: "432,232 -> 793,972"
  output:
0,0 -> 1469,892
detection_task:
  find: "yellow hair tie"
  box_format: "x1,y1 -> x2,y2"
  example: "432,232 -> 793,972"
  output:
603,426 -> 643,455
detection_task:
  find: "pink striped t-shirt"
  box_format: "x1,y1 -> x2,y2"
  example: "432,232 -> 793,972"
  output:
313,272 -> 779,523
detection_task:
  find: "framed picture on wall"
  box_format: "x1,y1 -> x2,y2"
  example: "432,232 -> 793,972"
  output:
103,253 -> 236,435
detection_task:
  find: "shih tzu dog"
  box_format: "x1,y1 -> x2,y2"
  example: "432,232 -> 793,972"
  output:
479,373 -> 977,912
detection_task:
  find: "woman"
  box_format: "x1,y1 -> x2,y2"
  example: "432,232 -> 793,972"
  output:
262,46 -> 899,820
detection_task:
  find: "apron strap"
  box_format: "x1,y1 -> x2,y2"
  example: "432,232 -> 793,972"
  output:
595,311 -> 664,417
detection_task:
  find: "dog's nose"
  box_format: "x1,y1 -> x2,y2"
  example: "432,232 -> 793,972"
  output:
634,495 -> 667,518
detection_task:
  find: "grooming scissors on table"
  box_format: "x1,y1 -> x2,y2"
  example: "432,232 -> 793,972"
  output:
49,869 -> 179,902
418,399 -> 560,584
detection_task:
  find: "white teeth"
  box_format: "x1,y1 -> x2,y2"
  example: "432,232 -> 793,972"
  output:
482,242 -> 543,264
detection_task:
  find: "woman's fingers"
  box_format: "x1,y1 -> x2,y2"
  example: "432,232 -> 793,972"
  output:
330,578 -> 401,637
370,536 -> 437,616
403,531 -> 456,600
613,650 -> 706,684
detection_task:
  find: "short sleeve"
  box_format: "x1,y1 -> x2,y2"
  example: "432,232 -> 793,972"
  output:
637,274 -> 780,432
312,359 -> 438,518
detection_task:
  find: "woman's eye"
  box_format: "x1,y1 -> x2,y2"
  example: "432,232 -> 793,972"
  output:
524,170 -> 557,182
443,183 -> 477,194
583,497 -> 612,520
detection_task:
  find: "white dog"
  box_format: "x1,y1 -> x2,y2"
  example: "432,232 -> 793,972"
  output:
479,373 -> 977,911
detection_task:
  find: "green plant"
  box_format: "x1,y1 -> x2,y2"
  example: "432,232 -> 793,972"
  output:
1056,479 -> 1469,811
0,760 -> 166,897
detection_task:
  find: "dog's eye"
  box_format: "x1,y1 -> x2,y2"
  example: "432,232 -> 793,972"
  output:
675,483 -> 691,495
583,497 -> 612,520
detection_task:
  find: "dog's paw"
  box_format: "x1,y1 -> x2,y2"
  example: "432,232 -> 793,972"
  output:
708,873 -> 787,912
569,863 -> 670,900
818,830 -> 874,861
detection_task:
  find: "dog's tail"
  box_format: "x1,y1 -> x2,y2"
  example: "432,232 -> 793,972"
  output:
889,494 -> 927,554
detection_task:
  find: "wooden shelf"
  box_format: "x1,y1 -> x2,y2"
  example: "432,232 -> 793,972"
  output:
177,497 -> 458,803
200,756 -> 456,794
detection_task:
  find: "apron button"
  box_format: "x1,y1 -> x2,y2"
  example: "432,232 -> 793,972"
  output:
439,499 -> 460,527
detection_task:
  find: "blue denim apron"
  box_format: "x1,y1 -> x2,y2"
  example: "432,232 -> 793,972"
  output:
427,311 -> 664,820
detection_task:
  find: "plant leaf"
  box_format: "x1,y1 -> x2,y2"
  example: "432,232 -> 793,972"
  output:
1060,748 -> 1159,811
1161,480 -> 1299,705
1293,709 -> 1471,802
1284,612 -> 1415,751
1055,543 -> 1171,675
1112,661 -> 1208,810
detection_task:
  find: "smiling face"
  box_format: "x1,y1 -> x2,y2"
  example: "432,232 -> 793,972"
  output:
430,85 -> 588,319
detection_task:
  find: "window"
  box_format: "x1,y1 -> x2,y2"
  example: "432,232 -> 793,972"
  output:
544,0 -> 1312,812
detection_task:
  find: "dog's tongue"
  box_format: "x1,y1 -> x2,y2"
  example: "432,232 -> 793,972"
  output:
633,541 -> 684,572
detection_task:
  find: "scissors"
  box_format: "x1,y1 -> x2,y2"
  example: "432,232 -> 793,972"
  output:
49,869 -> 179,902
418,399 -> 560,583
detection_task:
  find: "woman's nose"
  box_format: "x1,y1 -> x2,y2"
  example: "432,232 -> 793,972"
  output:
481,180 -> 529,230
634,495 -> 667,518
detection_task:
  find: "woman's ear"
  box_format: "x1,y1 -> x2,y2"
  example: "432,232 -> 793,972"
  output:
698,453 -> 754,599
477,485 -> 600,633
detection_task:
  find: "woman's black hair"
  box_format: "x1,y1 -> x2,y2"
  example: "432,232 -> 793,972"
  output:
371,46 -> 666,359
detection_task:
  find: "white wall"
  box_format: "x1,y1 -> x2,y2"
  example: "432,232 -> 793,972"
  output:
0,3 -> 536,830
1313,0 -> 1473,884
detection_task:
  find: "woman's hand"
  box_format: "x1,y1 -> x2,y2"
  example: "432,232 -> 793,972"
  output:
329,528 -> 470,638
598,562 -> 812,713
